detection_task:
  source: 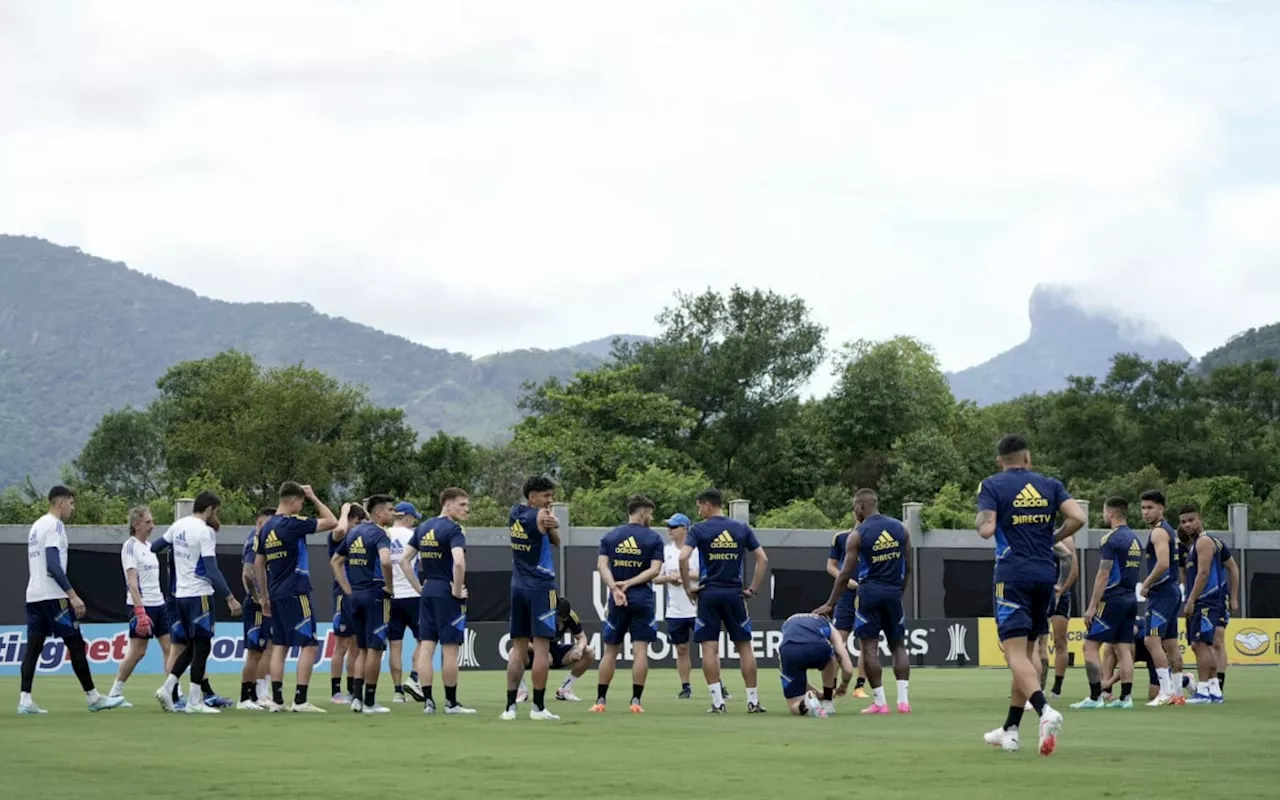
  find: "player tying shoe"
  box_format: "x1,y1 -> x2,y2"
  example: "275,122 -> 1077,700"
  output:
778,613 -> 855,717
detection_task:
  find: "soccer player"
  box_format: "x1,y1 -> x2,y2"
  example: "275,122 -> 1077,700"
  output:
153,491 -> 242,714
1047,539 -> 1078,700
1071,497 -> 1140,710
18,486 -> 126,715
1180,503 -> 1236,704
653,513 -> 698,699
1136,490 -> 1184,706
237,507 -> 276,711
401,487 -> 475,715
815,489 -> 912,715
331,494 -> 396,714
976,435 -> 1083,755
108,505 -> 170,708
1100,621 -> 1160,702
516,597 -> 595,703
328,502 -> 365,704
778,613 -> 855,717
679,487 -> 769,714
254,481 -> 338,713
502,476 -> 562,722
591,495 -> 665,714
386,502 -> 424,705
824,526 -> 868,700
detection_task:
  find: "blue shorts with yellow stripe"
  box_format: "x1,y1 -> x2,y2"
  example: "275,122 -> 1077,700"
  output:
171,595 -> 215,644
270,593 -> 318,648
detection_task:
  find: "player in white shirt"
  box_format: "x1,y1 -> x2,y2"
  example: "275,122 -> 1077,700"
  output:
19,486 -> 126,715
386,503 -> 425,704
152,491 -> 242,714
652,514 -> 700,700
107,505 -> 171,707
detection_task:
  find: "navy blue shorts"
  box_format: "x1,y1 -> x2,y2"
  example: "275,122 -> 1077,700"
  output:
526,641 -> 576,670
332,592 -> 354,639
695,587 -> 752,644
25,599 -> 82,642
603,600 -> 658,645
667,617 -> 694,645
419,594 -> 466,645
779,640 -> 834,699
242,603 -> 270,652
350,590 -> 389,652
995,580 -> 1055,641
509,586 -> 557,640
388,597 -> 420,642
129,603 -> 171,640
171,596 -> 215,644
1188,602 -> 1226,646
270,593 -> 318,648
1086,594 -> 1137,644
1051,591 -> 1073,619
833,592 -> 857,634
853,585 -> 905,644
1141,585 -> 1180,641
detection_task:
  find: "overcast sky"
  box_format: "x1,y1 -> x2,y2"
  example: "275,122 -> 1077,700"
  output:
3,0 -> 1278,388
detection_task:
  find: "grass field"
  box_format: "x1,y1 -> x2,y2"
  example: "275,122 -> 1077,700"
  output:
2,668 -> 1273,799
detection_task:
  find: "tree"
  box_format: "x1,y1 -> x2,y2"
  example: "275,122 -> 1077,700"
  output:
879,429 -> 964,513
464,494 -> 508,527
74,406 -> 164,499
416,431 -> 479,506
755,499 -> 834,530
921,482 -> 977,531
569,466 -> 711,527
345,406 -> 419,498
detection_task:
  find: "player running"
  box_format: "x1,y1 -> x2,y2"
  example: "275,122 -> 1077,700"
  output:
328,502 -> 365,704
591,495 -> 665,714
977,435 -> 1084,756
502,476 -> 562,722
401,488 -> 475,715
516,598 -> 596,703
653,513 -> 699,699
679,488 -> 770,714
778,613 -> 855,717
254,481 -> 338,713
825,527 -> 868,699
18,486 -> 126,715
107,505 -> 170,708
331,495 -> 396,714
1072,497 -> 1140,710
815,490 -> 912,715
237,508 -> 276,711
1136,491 -> 1184,706
1047,539 -> 1077,700
1181,503 -> 1236,704
386,502 -> 424,705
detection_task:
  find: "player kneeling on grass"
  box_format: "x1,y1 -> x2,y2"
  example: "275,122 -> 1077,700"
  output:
779,613 -> 854,717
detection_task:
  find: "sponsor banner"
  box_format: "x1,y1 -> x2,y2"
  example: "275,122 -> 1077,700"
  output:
976,617 -> 1280,667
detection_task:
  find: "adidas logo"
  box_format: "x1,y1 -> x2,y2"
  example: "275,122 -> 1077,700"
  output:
1129,540 -> 1142,555
872,530 -> 897,551
711,531 -> 736,548
264,531 -> 282,547
616,535 -> 643,555
1012,484 -> 1049,509
350,538 -> 366,554
423,530 -> 438,545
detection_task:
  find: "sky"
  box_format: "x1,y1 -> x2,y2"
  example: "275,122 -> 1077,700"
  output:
2,0 -> 1279,392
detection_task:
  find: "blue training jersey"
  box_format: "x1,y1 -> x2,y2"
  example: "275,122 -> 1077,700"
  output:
327,531 -> 345,596
781,613 -> 832,646
1162,521 -> 1186,578
242,530 -> 262,600
829,531 -> 849,569
256,514 -> 319,600
1099,526 -> 1141,598
687,516 -> 760,589
411,516 -> 467,597
509,504 -> 556,591
598,523 -> 664,604
1144,522 -> 1178,591
977,468 -> 1071,584
1186,534 -> 1230,603
337,523 -> 391,592
855,514 -> 908,589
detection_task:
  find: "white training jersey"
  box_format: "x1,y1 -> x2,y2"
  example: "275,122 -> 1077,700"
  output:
164,515 -> 218,598
662,542 -> 698,619
26,513 -> 69,603
386,525 -> 420,599
121,537 -> 164,606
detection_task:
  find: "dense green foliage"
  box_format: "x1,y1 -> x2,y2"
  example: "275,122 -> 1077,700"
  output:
1199,322 -> 1280,373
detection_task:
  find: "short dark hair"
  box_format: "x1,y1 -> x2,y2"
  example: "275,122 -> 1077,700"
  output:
1140,490 -> 1167,507
1178,503 -> 1201,516
997,434 -> 1030,457
47,485 -> 75,503
347,504 -> 369,523
193,491 -> 221,514
627,494 -> 656,516
696,488 -> 724,508
440,487 -> 469,507
522,476 -> 556,498
365,494 -> 394,515
1103,496 -> 1129,516
279,481 -> 305,500
854,488 -> 878,504
257,507 -> 275,518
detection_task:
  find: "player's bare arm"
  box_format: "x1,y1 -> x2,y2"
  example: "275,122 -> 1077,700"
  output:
399,544 -> 423,595
304,485 -> 338,533
746,546 -> 768,598
975,510 -> 996,539
678,543 -> 698,599
451,546 -> 467,599
815,532 -> 859,614
538,508 -> 561,546
253,552 -> 271,615
1183,536 -> 1214,616
330,551 -> 353,597
1141,528 -> 1170,597
1226,555 -> 1240,614
378,545 -> 394,591
1054,498 -> 1087,542
598,554 -> 626,606
331,503 -> 352,543
1084,558 -> 1112,626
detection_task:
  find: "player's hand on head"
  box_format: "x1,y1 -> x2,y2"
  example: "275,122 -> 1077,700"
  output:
813,603 -> 833,616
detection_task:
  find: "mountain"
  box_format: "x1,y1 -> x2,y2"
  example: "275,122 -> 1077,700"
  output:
0,235 -> 636,487
947,285 -> 1193,406
1198,323 -> 1280,373
568,334 -> 651,359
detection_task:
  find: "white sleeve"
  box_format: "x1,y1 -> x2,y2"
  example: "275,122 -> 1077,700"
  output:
35,517 -> 57,549
199,528 -> 217,558
121,540 -> 137,572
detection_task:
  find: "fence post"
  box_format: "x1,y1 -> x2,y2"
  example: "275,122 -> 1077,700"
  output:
729,499 -> 750,523
174,498 -> 194,521
1074,500 -> 1090,615
552,502 -> 570,597
1229,503 -> 1249,615
902,502 -> 924,616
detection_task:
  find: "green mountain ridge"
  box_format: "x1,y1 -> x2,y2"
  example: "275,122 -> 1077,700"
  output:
1198,323 -> 1280,373
0,235 -> 639,488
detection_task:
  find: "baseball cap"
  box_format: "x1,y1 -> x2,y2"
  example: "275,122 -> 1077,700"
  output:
665,513 -> 691,528
393,501 -> 422,520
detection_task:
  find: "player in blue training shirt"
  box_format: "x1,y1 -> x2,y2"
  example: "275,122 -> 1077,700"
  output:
976,435 -> 1085,756
825,529 -> 868,699
778,613 -> 854,717
815,490 -> 912,715
1072,497 -> 1141,710
591,495 -> 665,714
254,481 -> 338,713
1136,490 -> 1185,706
236,507 -> 276,710
679,488 -> 770,714
1180,503 -> 1238,704
332,494 -> 396,714
401,487 -> 475,716
502,476 -> 562,721
327,503 -> 366,705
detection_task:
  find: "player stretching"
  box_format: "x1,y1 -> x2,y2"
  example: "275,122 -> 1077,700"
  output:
19,486 -> 125,715
237,508 -> 276,711
386,502 -> 424,705
679,488 -> 769,714
516,598 -> 596,702
1136,491 -> 1184,706
825,528 -> 868,700
653,513 -> 698,699
592,495 -> 665,714
1047,539 -> 1078,700
328,503 -> 365,704
502,476 -> 562,721
332,495 -> 396,713
977,435 -> 1083,755
779,613 -> 855,716
1072,497 -> 1140,710
401,488 -> 475,715
254,481 -> 338,713
1180,503 -> 1236,704
816,490 -> 911,715
108,505 -> 170,707
153,491 -> 242,714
